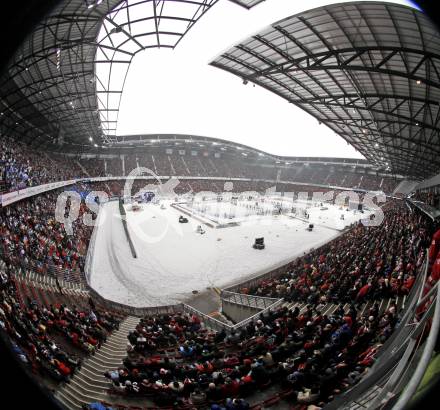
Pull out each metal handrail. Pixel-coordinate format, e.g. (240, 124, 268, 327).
(392, 282, 440, 410)
(323, 252, 430, 410)
(221, 290, 281, 310)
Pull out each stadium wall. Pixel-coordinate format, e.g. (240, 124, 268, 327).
(0, 175, 389, 206)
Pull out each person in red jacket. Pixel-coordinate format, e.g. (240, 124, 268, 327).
(54, 358, 71, 377)
(431, 252, 440, 283)
(222, 377, 240, 397)
(356, 283, 371, 301)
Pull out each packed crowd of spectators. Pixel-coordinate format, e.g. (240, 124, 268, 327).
(242, 205, 429, 304)
(103, 300, 398, 408)
(0, 186, 95, 283)
(0, 137, 399, 194)
(0, 261, 120, 384)
(0, 136, 85, 192)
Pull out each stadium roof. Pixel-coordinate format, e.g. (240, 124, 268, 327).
(211, 1, 440, 179)
(0, 0, 263, 149)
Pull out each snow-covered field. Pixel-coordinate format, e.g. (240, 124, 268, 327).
(89, 197, 372, 307)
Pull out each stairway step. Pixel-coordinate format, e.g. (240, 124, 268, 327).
(54, 316, 139, 408)
(88, 356, 123, 367)
(69, 377, 108, 395)
(76, 369, 109, 387)
(55, 390, 83, 410)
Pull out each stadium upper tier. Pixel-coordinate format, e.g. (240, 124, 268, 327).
(0, 134, 400, 194)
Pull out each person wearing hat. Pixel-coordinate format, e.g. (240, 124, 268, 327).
(190, 388, 207, 405)
(225, 397, 250, 410)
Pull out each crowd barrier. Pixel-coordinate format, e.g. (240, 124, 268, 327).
(323, 251, 434, 410)
(0, 179, 77, 206)
(1, 174, 391, 207)
(221, 290, 280, 310)
(407, 199, 440, 221)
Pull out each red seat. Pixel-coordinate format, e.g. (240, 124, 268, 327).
(262, 396, 280, 407)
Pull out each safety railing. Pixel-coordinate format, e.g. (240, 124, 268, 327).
(183, 297, 285, 333)
(221, 290, 281, 310)
(87, 287, 183, 317)
(230, 297, 285, 329)
(182, 304, 233, 333)
(324, 251, 439, 410)
(391, 281, 440, 410)
(407, 199, 440, 221)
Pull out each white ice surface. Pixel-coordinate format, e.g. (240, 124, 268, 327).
(89, 199, 370, 307)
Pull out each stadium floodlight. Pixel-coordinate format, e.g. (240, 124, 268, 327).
(416, 79, 422, 84)
(94, 143, 98, 147)
(374, 143, 379, 147)
(89, 137, 93, 141)
(110, 26, 123, 35)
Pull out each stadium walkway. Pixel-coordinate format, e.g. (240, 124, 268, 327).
(55, 316, 140, 410)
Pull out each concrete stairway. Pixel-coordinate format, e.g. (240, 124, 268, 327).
(55, 315, 140, 410)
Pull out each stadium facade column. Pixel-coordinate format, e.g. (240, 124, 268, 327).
(121, 155, 126, 176)
(276, 169, 281, 182)
(104, 159, 107, 174)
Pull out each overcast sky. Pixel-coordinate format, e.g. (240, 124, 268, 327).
(116, 0, 418, 158)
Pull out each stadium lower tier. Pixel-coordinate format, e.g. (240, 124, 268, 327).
(0, 179, 439, 410)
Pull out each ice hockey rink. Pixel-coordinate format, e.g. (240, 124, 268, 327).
(88, 197, 373, 307)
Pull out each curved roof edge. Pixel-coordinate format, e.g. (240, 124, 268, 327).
(210, 1, 440, 180)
